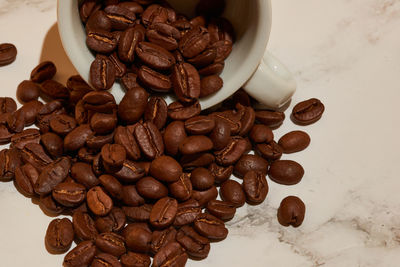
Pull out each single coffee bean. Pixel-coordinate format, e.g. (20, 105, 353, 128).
(193, 213, 228, 241)
(30, 61, 56, 83)
(66, 75, 94, 104)
(152, 242, 188, 267)
(150, 155, 182, 183)
(86, 10, 112, 33)
(190, 167, 214, 190)
(211, 109, 241, 135)
(52, 182, 86, 207)
(120, 251, 151, 267)
(20, 143, 52, 172)
(235, 103, 256, 136)
(278, 130, 311, 153)
(109, 52, 127, 78)
(0, 148, 21, 181)
(208, 17, 235, 44)
(40, 79, 70, 100)
(179, 135, 213, 155)
(150, 227, 177, 255)
(206, 199, 236, 221)
(196, 0, 225, 18)
(215, 136, 247, 166)
(34, 157, 70, 195)
(11, 128, 40, 149)
(99, 174, 123, 200)
(180, 152, 215, 170)
(104, 4, 136, 30)
(134, 122, 164, 160)
(174, 199, 201, 227)
(122, 223, 152, 253)
(269, 160, 304, 185)
(163, 121, 187, 156)
(184, 116, 215, 135)
(118, 25, 145, 63)
(86, 29, 117, 54)
(172, 62, 201, 103)
(114, 126, 141, 160)
(211, 40, 232, 62)
(189, 15, 206, 27)
(136, 42, 175, 70)
(73, 211, 99, 241)
(90, 111, 118, 135)
(0, 43, 17, 66)
(219, 180, 245, 207)
(74, 100, 89, 125)
(114, 160, 146, 183)
(87, 186, 113, 216)
(64, 124, 94, 152)
(234, 154, 268, 178)
(95, 232, 126, 257)
(255, 110, 285, 128)
(71, 162, 99, 189)
(141, 4, 168, 26)
(63, 240, 96, 267)
(146, 22, 181, 51)
(92, 253, 122, 267)
(168, 172, 193, 202)
(45, 218, 74, 254)
(49, 114, 77, 136)
(167, 100, 201, 121)
(192, 186, 218, 207)
(199, 75, 223, 98)
(14, 163, 38, 196)
(230, 88, 252, 107)
(150, 197, 178, 229)
(292, 98, 325, 125)
(208, 163, 233, 184)
(249, 124, 274, 144)
(82, 91, 117, 113)
(144, 97, 167, 129)
(136, 176, 168, 200)
(138, 66, 172, 92)
(20, 100, 43, 126)
(179, 26, 210, 58)
(17, 80, 40, 103)
(90, 54, 116, 90)
(176, 225, 210, 260)
(123, 204, 153, 222)
(277, 196, 306, 227)
(95, 207, 126, 233)
(101, 143, 126, 172)
(187, 47, 216, 68)
(255, 141, 283, 161)
(198, 61, 224, 76)
(122, 185, 145, 207)
(118, 87, 149, 124)
(7, 109, 25, 133)
(243, 171, 269, 205)
(88, 132, 115, 150)
(79, 0, 102, 23)
(0, 97, 17, 114)
(209, 118, 231, 150)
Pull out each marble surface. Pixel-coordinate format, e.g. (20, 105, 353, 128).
(1, 0, 400, 266)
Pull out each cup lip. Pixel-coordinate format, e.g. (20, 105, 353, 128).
(57, 0, 271, 109)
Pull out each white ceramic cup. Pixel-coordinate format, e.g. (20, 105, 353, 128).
(57, 0, 296, 110)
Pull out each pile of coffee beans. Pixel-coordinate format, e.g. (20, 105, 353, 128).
(81, 0, 234, 102)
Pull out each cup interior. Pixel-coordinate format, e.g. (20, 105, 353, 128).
(57, 0, 270, 109)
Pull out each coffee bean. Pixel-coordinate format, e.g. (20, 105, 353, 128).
(138, 66, 172, 92)
(95, 232, 126, 257)
(90, 111, 117, 135)
(255, 110, 285, 128)
(189, 15, 206, 27)
(14, 163, 38, 196)
(163, 121, 186, 156)
(71, 162, 99, 189)
(86, 10, 112, 33)
(109, 52, 127, 78)
(208, 17, 235, 44)
(136, 42, 175, 70)
(45, 218, 74, 254)
(249, 124, 273, 143)
(40, 79, 70, 100)
(86, 29, 117, 53)
(199, 75, 223, 98)
(90, 54, 116, 90)
(114, 160, 146, 183)
(172, 62, 201, 103)
(123, 204, 152, 222)
(187, 47, 216, 68)
(209, 118, 231, 150)
(255, 141, 283, 161)
(19, 143, 52, 172)
(150, 155, 182, 183)
(34, 157, 70, 195)
(215, 136, 247, 166)
(167, 100, 201, 121)
(0, 43, 17, 66)
(192, 186, 218, 207)
(114, 126, 141, 161)
(66, 75, 93, 104)
(292, 98, 325, 125)
(99, 174, 123, 200)
(52, 182, 86, 207)
(72, 211, 99, 241)
(269, 160, 304, 185)
(92, 253, 122, 267)
(136, 176, 168, 200)
(144, 97, 167, 129)
(278, 130, 311, 153)
(11, 128, 40, 149)
(77, 147, 97, 163)
(7, 109, 25, 133)
(63, 240, 96, 267)
(95, 207, 126, 233)
(0, 97, 17, 114)
(179, 26, 210, 58)
(190, 167, 214, 190)
(83, 91, 117, 113)
(277, 196, 306, 227)
(206, 199, 236, 221)
(119, 2, 143, 13)
(152, 242, 188, 267)
(101, 143, 126, 172)
(208, 163, 233, 184)
(17, 80, 40, 103)
(211, 109, 241, 135)
(219, 180, 245, 207)
(87, 186, 113, 216)
(122, 223, 152, 253)
(104, 4, 136, 30)
(141, 4, 169, 26)
(120, 251, 151, 267)
(118, 87, 149, 124)
(234, 154, 268, 178)
(64, 124, 94, 152)
(179, 135, 213, 155)
(49, 114, 76, 136)
(150, 197, 177, 229)
(194, 213, 228, 241)
(168, 172, 193, 202)
(174, 199, 201, 227)
(243, 171, 269, 205)
(30, 61, 56, 83)
(118, 25, 145, 63)
(198, 61, 224, 76)
(122, 185, 145, 207)
(150, 226, 177, 255)
(180, 152, 215, 170)
(176, 225, 210, 260)
(79, 0, 102, 23)
(146, 22, 180, 51)
(134, 122, 164, 160)
(20, 100, 43, 126)
(184, 116, 215, 135)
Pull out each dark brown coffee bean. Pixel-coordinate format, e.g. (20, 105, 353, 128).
(193, 213, 228, 241)
(150, 197, 177, 229)
(211, 110, 241, 135)
(119, 2, 143, 13)
(277, 196, 306, 227)
(122, 223, 152, 253)
(20, 100, 42, 126)
(114, 160, 146, 183)
(269, 160, 304, 185)
(92, 253, 121, 267)
(212, 40, 233, 62)
(208, 17, 235, 44)
(87, 130, 115, 150)
(168, 173, 192, 202)
(99, 174, 123, 200)
(38, 194, 64, 215)
(180, 152, 215, 170)
(172, 19, 192, 37)
(90, 111, 118, 135)
(190, 167, 214, 190)
(189, 15, 206, 27)
(101, 143, 126, 172)
(208, 163, 233, 184)
(30, 61, 56, 83)
(179, 26, 210, 58)
(146, 22, 180, 51)
(45, 218, 74, 254)
(20, 143, 52, 172)
(152, 242, 188, 267)
(278, 130, 311, 153)
(121, 73, 140, 91)
(255, 141, 283, 161)
(17, 80, 40, 103)
(179, 135, 213, 155)
(134, 122, 164, 160)
(242, 171, 269, 205)
(95, 232, 126, 257)
(198, 60, 224, 76)
(122, 185, 145, 207)
(196, 0, 225, 18)
(136, 176, 168, 200)
(95, 207, 126, 233)
(86, 10, 112, 33)
(176, 225, 210, 260)
(151, 227, 177, 255)
(73, 211, 99, 241)
(206, 199, 236, 221)
(136, 42, 175, 70)
(199, 75, 223, 98)
(121, 251, 151, 267)
(33, 156, 69, 195)
(7, 109, 25, 133)
(114, 126, 141, 160)
(255, 110, 285, 128)
(86, 30, 117, 54)
(235, 103, 255, 136)
(87, 186, 113, 216)
(109, 52, 127, 78)
(149, 155, 182, 183)
(215, 136, 247, 166)
(219, 180, 245, 207)
(167, 100, 201, 121)
(118, 87, 149, 124)
(0, 97, 16, 114)
(192, 186, 218, 207)
(41, 132, 64, 158)
(104, 4, 136, 30)
(141, 4, 169, 26)
(67, 76, 93, 104)
(249, 124, 274, 143)
(118, 25, 145, 63)
(64, 124, 94, 152)
(0, 121, 13, 144)
(163, 121, 186, 156)
(71, 162, 99, 189)
(52, 182, 86, 207)
(209, 118, 231, 150)
(74, 100, 90, 125)
(234, 154, 268, 178)
(11, 128, 40, 149)
(49, 114, 76, 136)
(90, 54, 116, 90)
(292, 98, 325, 125)
(79, 0, 102, 23)
(0, 43, 17, 66)
(83, 91, 117, 113)
(173, 199, 200, 227)
(123, 204, 152, 222)
(41, 80, 70, 101)
(187, 48, 216, 69)
(172, 62, 201, 103)
(14, 163, 38, 196)
(144, 97, 167, 129)
(138, 66, 172, 92)
(63, 240, 96, 267)
(184, 116, 215, 135)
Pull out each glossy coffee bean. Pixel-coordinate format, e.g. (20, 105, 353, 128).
(134, 122, 164, 160)
(40, 79, 70, 101)
(45, 218, 74, 254)
(215, 136, 247, 166)
(90, 54, 116, 90)
(234, 154, 268, 178)
(17, 80, 40, 103)
(120, 251, 151, 267)
(109, 52, 127, 78)
(118, 25, 145, 63)
(292, 98, 325, 125)
(278, 130, 311, 153)
(209, 118, 231, 151)
(190, 167, 214, 190)
(172, 62, 201, 103)
(208, 163, 233, 184)
(144, 97, 167, 129)
(87, 186, 113, 216)
(72, 211, 99, 241)
(118, 87, 149, 124)
(219, 180, 245, 207)
(206, 199, 236, 221)
(66, 75, 93, 104)
(192, 186, 218, 208)
(30, 61, 56, 83)
(255, 110, 285, 128)
(101, 143, 126, 172)
(211, 110, 241, 135)
(19, 143, 52, 172)
(95, 207, 126, 233)
(14, 163, 38, 196)
(193, 213, 228, 241)
(150, 197, 178, 229)
(138, 66, 171, 92)
(277, 196, 306, 227)
(119, 2, 143, 14)
(249, 124, 274, 143)
(0, 43, 17, 66)
(90, 112, 117, 135)
(52, 182, 86, 207)
(40, 132, 63, 158)
(168, 173, 192, 202)
(146, 22, 181, 51)
(136, 176, 168, 200)
(141, 4, 169, 26)
(114, 126, 141, 160)
(243, 171, 269, 205)
(187, 47, 216, 68)
(150, 156, 182, 183)
(0, 97, 17, 114)
(34, 157, 70, 195)
(86, 10, 112, 33)
(122, 223, 152, 253)
(152, 242, 188, 267)
(176, 225, 210, 260)
(71, 162, 99, 189)
(11, 128, 40, 150)
(64, 124, 94, 152)
(199, 75, 223, 98)
(114, 160, 146, 183)
(86, 29, 117, 53)
(122, 185, 145, 207)
(123, 204, 152, 222)
(82, 91, 117, 113)
(173, 199, 201, 227)
(269, 160, 304, 185)
(49, 114, 76, 136)
(184, 116, 215, 135)
(95, 232, 126, 257)
(198, 61, 224, 76)
(179, 26, 210, 58)
(63, 240, 96, 267)
(7, 109, 25, 133)
(150, 227, 177, 255)
(212, 40, 233, 62)
(167, 100, 201, 121)
(104, 4, 136, 30)
(136, 42, 175, 70)
(99, 174, 123, 200)
(255, 141, 283, 161)
(92, 253, 122, 267)
(163, 121, 187, 156)
(180, 152, 215, 170)
(179, 135, 213, 155)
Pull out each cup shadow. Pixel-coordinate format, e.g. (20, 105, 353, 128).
(39, 22, 78, 84)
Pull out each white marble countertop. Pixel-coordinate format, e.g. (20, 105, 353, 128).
(1, 0, 400, 266)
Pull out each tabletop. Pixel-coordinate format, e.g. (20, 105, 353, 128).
(1, 0, 400, 266)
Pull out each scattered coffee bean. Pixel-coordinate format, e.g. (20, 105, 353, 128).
(277, 196, 306, 227)
(0, 43, 17, 66)
(291, 98, 325, 125)
(268, 160, 304, 185)
(278, 130, 311, 153)
(45, 218, 74, 254)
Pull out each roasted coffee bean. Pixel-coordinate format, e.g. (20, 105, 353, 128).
(36, 101, 66, 133)
(63, 240, 96, 267)
(150, 227, 177, 255)
(167, 100, 201, 121)
(34, 157, 70, 195)
(122, 223, 152, 253)
(187, 48, 216, 68)
(95, 207, 126, 233)
(146, 23, 180, 51)
(120, 251, 151, 267)
(64, 124, 94, 152)
(67, 76, 93, 105)
(99, 174, 123, 200)
(95, 232, 126, 257)
(206, 200, 236, 221)
(118, 25, 145, 63)
(219, 180, 245, 207)
(7, 109, 25, 133)
(255, 141, 283, 161)
(73, 211, 99, 241)
(77, 147, 97, 163)
(179, 135, 213, 155)
(193, 213, 228, 241)
(179, 26, 209, 58)
(52, 182, 86, 207)
(90, 111, 117, 135)
(104, 4, 136, 30)
(20, 143, 53, 171)
(172, 62, 201, 103)
(0, 43, 17, 66)
(236, 103, 255, 136)
(141, 4, 169, 26)
(242, 171, 269, 205)
(20, 100, 43, 126)
(123, 204, 152, 222)
(198, 61, 224, 76)
(0, 97, 17, 114)
(173, 19, 192, 37)
(17, 80, 40, 103)
(144, 97, 167, 129)
(163, 121, 186, 156)
(71, 162, 99, 189)
(249, 124, 274, 143)
(122, 185, 145, 207)
(49, 114, 76, 136)
(184, 116, 215, 135)
(109, 52, 127, 78)
(152, 242, 188, 267)
(180, 152, 215, 170)
(149, 155, 182, 183)
(83, 91, 117, 113)
(134, 122, 164, 160)
(268, 160, 304, 185)
(199, 75, 223, 98)
(278, 130, 311, 153)
(87, 186, 113, 216)
(196, 0, 225, 18)
(101, 143, 126, 172)
(136, 42, 175, 70)
(14, 163, 38, 196)
(79, 0, 102, 23)
(209, 118, 231, 150)
(114, 160, 146, 183)
(190, 167, 214, 190)
(30, 61, 56, 83)
(39, 195, 65, 216)
(189, 15, 206, 27)
(136, 176, 168, 200)
(150, 197, 177, 229)
(208, 17, 235, 44)
(114, 126, 141, 161)
(192, 186, 218, 207)
(45, 218, 74, 254)
(40, 79, 70, 100)
(277, 196, 306, 227)
(292, 98, 325, 125)
(208, 163, 233, 184)
(234, 154, 268, 178)
(215, 136, 247, 166)
(119, 1, 143, 13)
(86, 131, 115, 150)
(176, 225, 210, 260)
(173, 199, 201, 227)
(86, 30, 117, 54)
(74, 100, 90, 125)
(86, 10, 112, 33)
(255, 110, 285, 128)
(168, 172, 192, 202)
(121, 72, 140, 91)
(90, 54, 116, 90)
(212, 40, 233, 62)
(11, 128, 40, 149)
(118, 87, 149, 124)
(138, 66, 171, 92)
(92, 253, 121, 267)
(211, 110, 241, 135)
